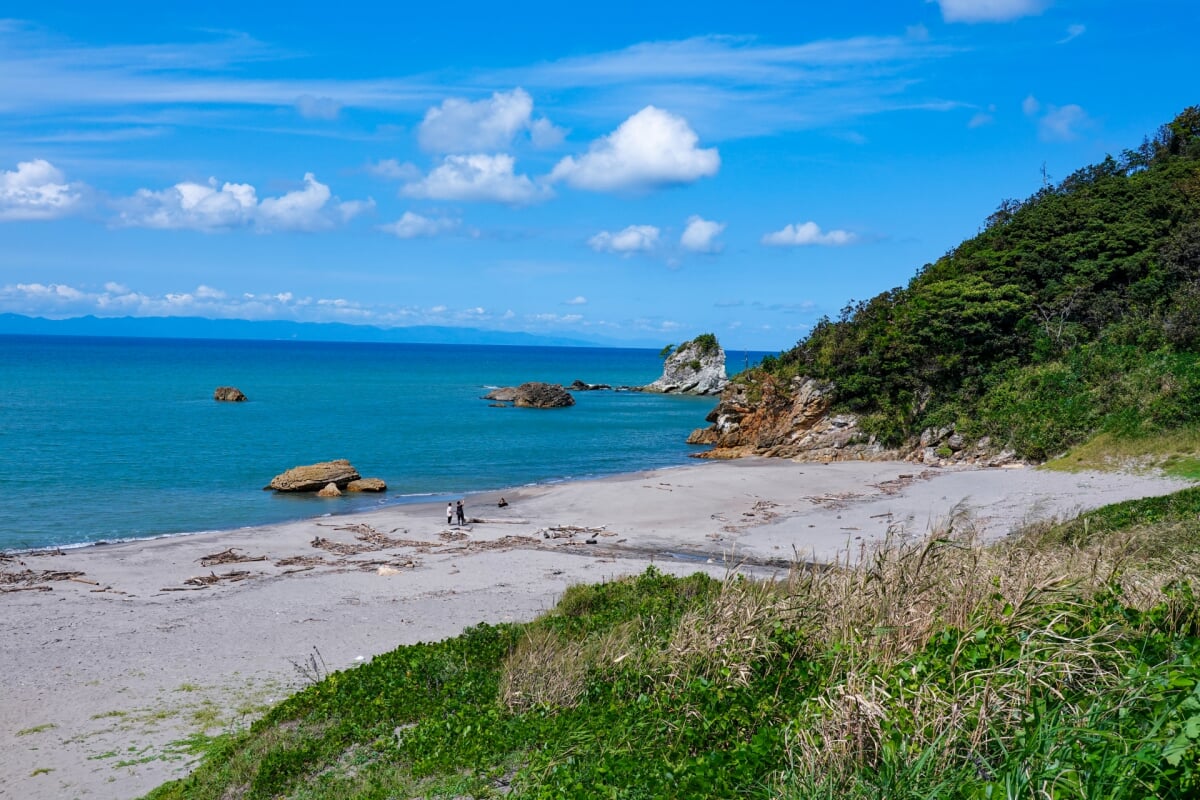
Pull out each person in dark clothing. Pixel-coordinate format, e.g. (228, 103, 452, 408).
(455, 499, 466, 526)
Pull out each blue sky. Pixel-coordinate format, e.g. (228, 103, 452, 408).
(0, 0, 1194, 350)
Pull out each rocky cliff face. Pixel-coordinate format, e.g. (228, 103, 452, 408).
(644, 337, 727, 395)
(688, 373, 1019, 466)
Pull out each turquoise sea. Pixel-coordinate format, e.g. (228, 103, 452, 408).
(0, 335, 747, 552)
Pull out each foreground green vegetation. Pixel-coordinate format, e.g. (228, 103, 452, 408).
(148, 492, 1200, 799)
(753, 107, 1200, 460)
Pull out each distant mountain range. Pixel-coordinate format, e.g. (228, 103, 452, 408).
(0, 313, 630, 349)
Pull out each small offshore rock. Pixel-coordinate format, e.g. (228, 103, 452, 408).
(316, 482, 342, 497)
(266, 459, 361, 492)
(213, 386, 247, 402)
(485, 383, 575, 408)
(514, 382, 574, 408)
(346, 478, 387, 493)
(644, 334, 727, 395)
(568, 379, 612, 391)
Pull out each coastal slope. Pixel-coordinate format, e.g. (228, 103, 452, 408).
(691, 108, 1200, 467)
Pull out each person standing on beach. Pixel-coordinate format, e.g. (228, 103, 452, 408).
(446, 502, 454, 525)
(456, 499, 466, 526)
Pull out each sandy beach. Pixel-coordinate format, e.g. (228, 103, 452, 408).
(1, 458, 1190, 800)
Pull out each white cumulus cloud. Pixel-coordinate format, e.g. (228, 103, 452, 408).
(379, 211, 460, 239)
(550, 106, 719, 192)
(762, 221, 856, 247)
(402, 153, 549, 204)
(934, 0, 1047, 23)
(116, 173, 369, 232)
(564, 296, 588, 305)
(1, 159, 86, 221)
(418, 88, 564, 153)
(680, 215, 726, 253)
(589, 224, 661, 255)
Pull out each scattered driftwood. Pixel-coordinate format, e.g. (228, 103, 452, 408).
(470, 535, 541, 551)
(351, 559, 417, 574)
(310, 536, 375, 556)
(803, 492, 863, 508)
(310, 523, 421, 556)
(538, 525, 609, 539)
(275, 555, 328, 568)
(1, 569, 87, 592)
(469, 517, 528, 525)
(176, 570, 253, 589)
(870, 470, 937, 496)
(199, 548, 268, 567)
(438, 531, 469, 542)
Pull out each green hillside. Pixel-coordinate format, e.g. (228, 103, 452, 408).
(758, 107, 1200, 460)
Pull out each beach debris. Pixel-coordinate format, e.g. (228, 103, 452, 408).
(374, 561, 417, 576)
(199, 548, 268, 567)
(438, 531, 469, 542)
(310, 523, 436, 555)
(538, 524, 608, 539)
(317, 482, 342, 498)
(310, 536, 374, 556)
(213, 386, 247, 402)
(275, 555, 328, 568)
(803, 492, 863, 508)
(182, 570, 252, 587)
(158, 570, 257, 590)
(870, 470, 938, 496)
(0, 569, 87, 593)
(469, 535, 541, 551)
(470, 517, 528, 525)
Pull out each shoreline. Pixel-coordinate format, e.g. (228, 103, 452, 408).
(1, 460, 711, 558)
(2, 457, 1191, 800)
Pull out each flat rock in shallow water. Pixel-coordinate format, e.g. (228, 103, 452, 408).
(266, 459, 361, 492)
(347, 478, 387, 493)
(483, 387, 518, 402)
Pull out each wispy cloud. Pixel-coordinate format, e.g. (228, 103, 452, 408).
(378, 211, 460, 239)
(0, 25, 958, 142)
(1058, 23, 1086, 44)
(934, 0, 1048, 24)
